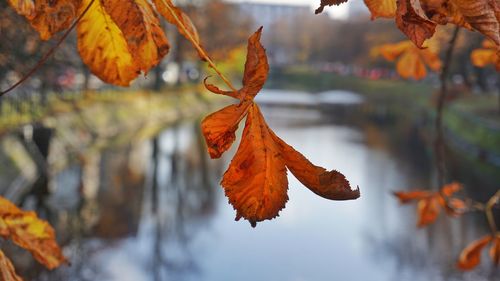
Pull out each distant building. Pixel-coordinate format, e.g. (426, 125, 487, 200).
(235, 2, 312, 65)
(237, 2, 310, 29)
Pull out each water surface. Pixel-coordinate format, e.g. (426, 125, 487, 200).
(2, 90, 498, 281)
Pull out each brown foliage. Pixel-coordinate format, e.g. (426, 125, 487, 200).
(317, 0, 500, 57)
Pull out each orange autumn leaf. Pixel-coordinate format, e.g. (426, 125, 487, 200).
(202, 28, 269, 158)
(393, 182, 464, 227)
(0, 196, 67, 270)
(457, 235, 494, 270)
(471, 40, 500, 70)
(376, 40, 442, 79)
(8, 0, 80, 40)
(394, 190, 433, 203)
(416, 196, 440, 227)
(203, 78, 238, 99)
(202, 28, 359, 226)
(364, 0, 397, 19)
(490, 235, 500, 266)
(437, 182, 467, 216)
(221, 104, 289, 227)
(272, 134, 360, 201)
(204, 27, 269, 102)
(440, 181, 462, 196)
(0, 250, 22, 281)
(240, 28, 269, 102)
(201, 102, 251, 159)
(101, 0, 170, 73)
(445, 198, 467, 215)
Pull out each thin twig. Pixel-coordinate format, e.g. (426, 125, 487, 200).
(485, 190, 500, 235)
(158, 0, 237, 92)
(0, 0, 96, 97)
(435, 26, 461, 189)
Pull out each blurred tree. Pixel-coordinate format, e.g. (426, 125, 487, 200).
(190, 0, 253, 61)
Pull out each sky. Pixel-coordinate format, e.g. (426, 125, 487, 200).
(228, 0, 351, 19)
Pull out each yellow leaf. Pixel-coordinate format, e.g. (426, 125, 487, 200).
(0, 197, 67, 270)
(0, 250, 22, 281)
(102, 0, 170, 73)
(378, 41, 414, 61)
(377, 40, 441, 80)
(364, 0, 397, 19)
(471, 40, 498, 69)
(77, 0, 139, 86)
(420, 49, 442, 71)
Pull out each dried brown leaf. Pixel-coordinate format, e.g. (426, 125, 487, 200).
(396, 0, 437, 48)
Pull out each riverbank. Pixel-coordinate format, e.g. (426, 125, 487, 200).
(267, 68, 500, 167)
(0, 87, 226, 199)
(0, 86, 221, 136)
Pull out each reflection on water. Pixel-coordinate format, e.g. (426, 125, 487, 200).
(1, 91, 499, 281)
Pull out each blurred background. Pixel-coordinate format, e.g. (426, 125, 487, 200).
(0, 0, 499, 280)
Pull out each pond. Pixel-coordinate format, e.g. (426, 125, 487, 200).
(2, 90, 499, 281)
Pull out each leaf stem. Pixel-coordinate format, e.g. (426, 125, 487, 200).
(0, 0, 96, 97)
(159, 0, 237, 92)
(485, 190, 500, 235)
(435, 26, 460, 189)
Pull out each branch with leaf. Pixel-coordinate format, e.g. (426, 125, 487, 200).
(395, 186, 500, 270)
(4, 0, 361, 224)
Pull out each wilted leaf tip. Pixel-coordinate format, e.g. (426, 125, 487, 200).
(315, 0, 349, 14)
